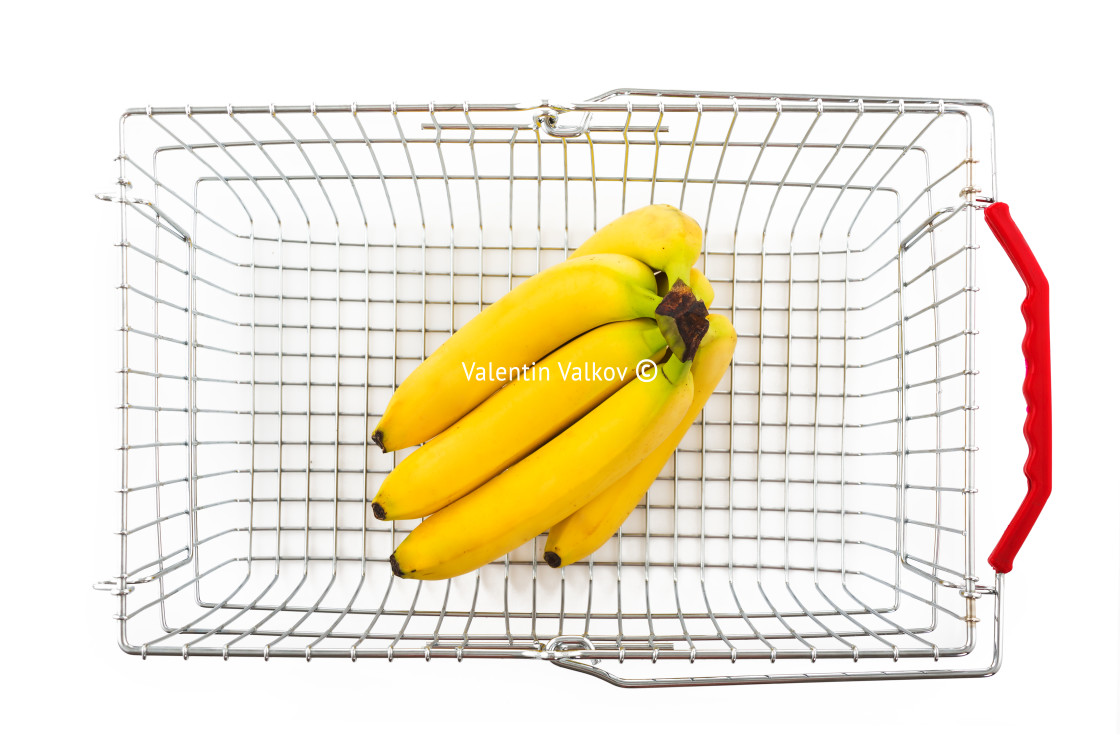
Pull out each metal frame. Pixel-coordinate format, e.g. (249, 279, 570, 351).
(98, 89, 1004, 685)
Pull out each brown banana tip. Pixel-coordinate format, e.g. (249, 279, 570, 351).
(655, 279, 710, 362)
(389, 554, 403, 578)
(543, 551, 562, 569)
(371, 430, 387, 453)
(656, 279, 709, 318)
(372, 502, 387, 521)
(680, 314, 710, 362)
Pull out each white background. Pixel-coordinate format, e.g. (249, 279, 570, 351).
(2, 0, 1117, 742)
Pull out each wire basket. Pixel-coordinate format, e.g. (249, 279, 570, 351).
(98, 89, 1052, 685)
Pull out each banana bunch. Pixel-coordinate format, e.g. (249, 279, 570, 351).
(371, 204, 736, 580)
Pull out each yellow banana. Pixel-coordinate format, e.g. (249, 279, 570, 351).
(569, 204, 701, 289)
(389, 356, 695, 581)
(371, 253, 661, 453)
(543, 314, 737, 568)
(372, 319, 668, 521)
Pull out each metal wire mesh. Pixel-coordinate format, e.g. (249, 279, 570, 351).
(103, 90, 1002, 680)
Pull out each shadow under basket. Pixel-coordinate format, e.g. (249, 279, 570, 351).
(98, 89, 1052, 686)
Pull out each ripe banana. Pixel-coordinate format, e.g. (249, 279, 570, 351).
(389, 356, 696, 581)
(543, 313, 737, 568)
(371, 253, 661, 453)
(569, 204, 701, 289)
(372, 319, 669, 521)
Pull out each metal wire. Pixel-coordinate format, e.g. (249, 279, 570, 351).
(102, 90, 1000, 683)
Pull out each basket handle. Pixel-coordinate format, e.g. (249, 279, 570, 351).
(983, 202, 1052, 574)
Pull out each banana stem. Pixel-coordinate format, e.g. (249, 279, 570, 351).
(632, 286, 664, 318)
(661, 355, 693, 385)
(663, 260, 692, 291)
(653, 279, 709, 362)
(640, 322, 670, 354)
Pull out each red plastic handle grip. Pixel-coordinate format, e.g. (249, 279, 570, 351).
(984, 202, 1052, 573)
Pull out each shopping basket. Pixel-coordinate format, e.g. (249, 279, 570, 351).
(96, 89, 1052, 686)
